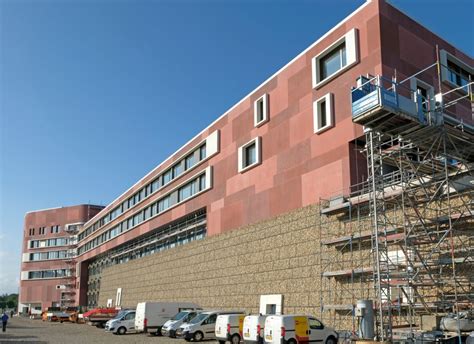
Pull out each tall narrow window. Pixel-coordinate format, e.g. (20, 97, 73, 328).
(254, 94, 268, 127)
(313, 93, 333, 134)
(238, 137, 261, 173)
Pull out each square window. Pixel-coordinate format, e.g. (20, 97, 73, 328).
(163, 169, 172, 185)
(254, 94, 268, 127)
(238, 137, 261, 173)
(185, 153, 195, 170)
(312, 28, 358, 88)
(313, 93, 333, 134)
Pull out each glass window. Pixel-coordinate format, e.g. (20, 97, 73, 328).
(158, 196, 170, 212)
(173, 163, 183, 178)
(43, 270, 55, 278)
(163, 169, 172, 184)
(179, 182, 195, 201)
(244, 142, 256, 167)
(151, 178, 160, 192)
(185, 153, 195, 170)
(320, 42, 346, 81)
(199, 175, 206, 191)
(309, 318, 324, 330)
(199, 144, 206, 160)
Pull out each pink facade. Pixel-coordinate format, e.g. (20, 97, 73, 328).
(19, 205, 103, 311)
(21, 0, 472, 309)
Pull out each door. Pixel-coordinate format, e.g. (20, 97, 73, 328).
(203, 314, 218, 338)
(124, 312, 136, 330)
(308, 318, 325, 343)
(294, 316, 309, 343)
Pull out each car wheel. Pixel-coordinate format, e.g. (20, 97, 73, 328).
(193, 331, 204, 342)
(287, 339, 297, 344)
(231, 334, 241, 344)
(117, 326, 127, 335)
(326, 336, 337, 344)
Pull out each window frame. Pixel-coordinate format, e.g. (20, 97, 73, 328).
(238, 137, 262, 173)
(313, 93, 334, 134)
(440, 49, 473, 93)
(253, 94, 269, 127)
(312, 28, 359, 89)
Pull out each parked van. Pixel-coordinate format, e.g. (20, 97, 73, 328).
(134, 301, 200, 334)
(216, 314, 246, 344)
(243, 315, 267, 344)
(264, 315, 337, 344)
(105, 310, 136, 335)
(177, 311, 244, 342)
(161, 310, 200, 337)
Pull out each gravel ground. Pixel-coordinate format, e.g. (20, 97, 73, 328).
(0, 316, 219, 344)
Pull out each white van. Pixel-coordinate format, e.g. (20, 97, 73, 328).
(134, 301, 200, 334)
(243, 315, 267, 344)
(264, 315, 337, 344)
(215, 314, 246, 344)
(177, 311, 244, 342)
(161, 310, 200, 337)
(105, 310, 136, 335)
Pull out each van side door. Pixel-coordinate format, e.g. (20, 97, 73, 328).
(124, 312, 136, 330)
(308, 318, 325, 343)
(203, 314, 218, 338)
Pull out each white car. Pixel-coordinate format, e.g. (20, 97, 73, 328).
(105, 310, 136, 335)
(161, 310, 200, 337)
(264, 315, 337, 344)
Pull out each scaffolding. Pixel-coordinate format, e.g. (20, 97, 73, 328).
(319, 57, 473, 342)
(60, 223, 82, 307)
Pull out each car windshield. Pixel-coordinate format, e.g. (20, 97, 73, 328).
(171, 312, 188, 321)
(189, 313, 208, 324)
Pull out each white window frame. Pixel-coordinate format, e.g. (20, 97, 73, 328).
(312, 28, 359, 89)
(439, 49, 473, 93)
(254, 94, 269, 127)
(313, 93, 334, 134)
(238, 137, 261, 173)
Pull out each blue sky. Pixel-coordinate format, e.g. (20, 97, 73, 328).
(0, 0, 472, 295)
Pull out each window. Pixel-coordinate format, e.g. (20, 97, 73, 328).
(238, 137, 261, 173)
(185, 153, 195, 170)
(312, 28, 358, 88)
(199, 144, 206, 160)
(163, 169, 172, 185)
(178, 181, 195, 201)
(320, 42, 346, 80)
(313, 93, 333, 133)
(409, 78, 434, 113)
(440, 50, 473, 92)
(254, 94, 269, 127)
(309, 318, 324, 330)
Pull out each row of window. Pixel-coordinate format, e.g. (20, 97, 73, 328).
(28, 250, 68, 262)
(25, 269, 70, 280)
(29, 237, 69, 249)
(27, 225, 61, 237)
(441, 50, 473, 92)
(77, 169, 210, 255)
(79, 141, 209, 242)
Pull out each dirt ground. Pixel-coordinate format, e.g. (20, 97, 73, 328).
(0, 316, 219, 344)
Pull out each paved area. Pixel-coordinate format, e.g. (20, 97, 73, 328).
(0, 316, 219, 344)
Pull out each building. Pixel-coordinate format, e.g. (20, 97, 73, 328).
(21, 0, 473, 339)
(19, 204, 104, 313)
